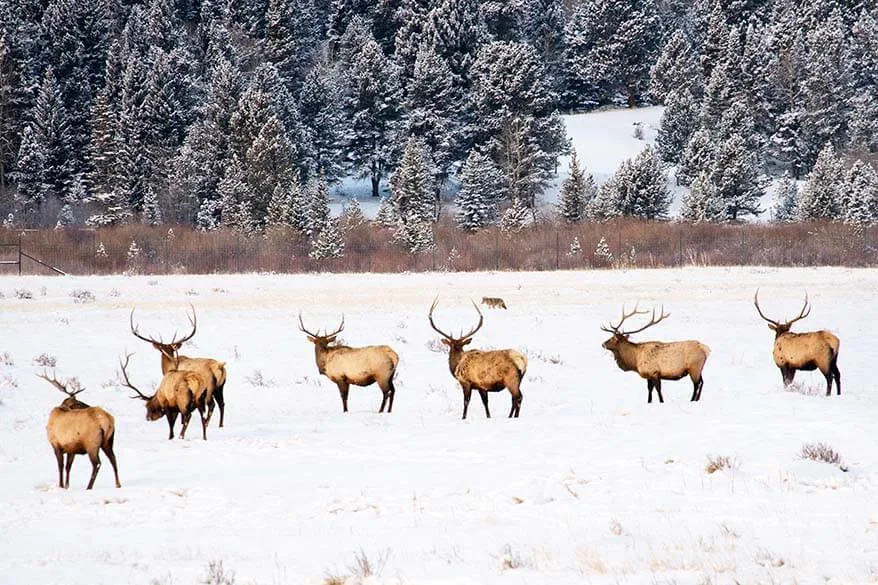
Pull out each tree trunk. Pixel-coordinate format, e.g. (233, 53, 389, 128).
(371, 163, 380, 198)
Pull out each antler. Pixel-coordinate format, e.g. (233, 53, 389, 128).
(37, 370, 85, 398)
(600, 303, 651, 334)
(754, 289, 810, 327)
(118, 353, 150, 401)
(298, 312, 344, 339)
(428, 297, 484, 341)
(129, 305, 197, 346)
(601, 304, 669, 336)
(753, 289, 780, 326)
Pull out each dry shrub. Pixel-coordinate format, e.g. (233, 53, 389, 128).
(348, 548, 390, 579)
(32, 353, 57, 367)
(499, 544, 527, 571)
(705, 455, 737, 474)
(200, 560, 235, 585)
(800, 442, 849, 471)
(3, 219, 878, 275)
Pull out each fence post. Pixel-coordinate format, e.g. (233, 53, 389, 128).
(555, 232, 560, 270)
(740, 227, 746, 266)
(17, 232, 21, 275)
(678, 229, 683, 267)
(495, 229, 500, 271)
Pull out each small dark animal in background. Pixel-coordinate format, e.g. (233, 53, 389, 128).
(481, 297, 507, 310)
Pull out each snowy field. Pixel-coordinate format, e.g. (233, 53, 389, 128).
(1, 267, 876, 584)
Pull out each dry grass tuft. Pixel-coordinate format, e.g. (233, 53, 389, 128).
(801, 442, 849, 472)
(705, 455, 738, 474)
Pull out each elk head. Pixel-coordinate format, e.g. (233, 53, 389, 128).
(130, 306, 198, 369)
(118, 353, 164, 420)
(600, 304, 670, 350)
(298, 313, 345, 349)
(753, 289, 810, 336)
(38, 371, 88, 409)
(428, 297, 484, 359)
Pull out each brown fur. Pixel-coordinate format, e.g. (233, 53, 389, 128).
(481, 297, 508, 309)
(40, 374, 121, 490)
(300, 314, 399, 413)
(121, 355, 214, 440)
(754, 291, 841, 395)
(430, 298, 527, 419)
(601, 305, 710, 403)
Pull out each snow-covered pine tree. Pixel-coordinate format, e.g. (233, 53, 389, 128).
(563, 0, 662, 108)
(266, 184, 294, 229)
(587, 181, 619, 220)
(391, 136, 437, 225)
(772, 173, 799, 223)
(566, 236, 582, 257)
(767, 112, 808, 179)
(593, 236, 614, 265)
(677, 129, 715, 186)
(298, 62, 346, 183)
(796, 143, 844, 221)
(218, 160, 258, 233)
(455, 149, 503, 231)
(709, 133, 764, 220)
(700, 61, 731, 132)
(655, 88, 700, 164)
(421, 0, 485, 85)
(244, 114, 297, 228)
(340, 197, 366, 229)
(680, 171, 723, 222)
(55, 204, 74, 229)
(649, 29, 702, 102)
(393, 217, 435, 253)
(499, 197, 531, 232)
(85, 190, 134, 226)
(310, 218, 345, 259)
(263, 0, 320, 89)
(141, 185, 163, 225)
(605, 147, 670, 219)
(344, 38, 405, 198)
(30, 68, 73, 210)
(304, 174, 331, 238)
(12, 125, 48, 221)
(843, 160, 878, 226)
(374, 196, 399, 227)
(520, 0, 566, 92)
(558, 148, 587, 222)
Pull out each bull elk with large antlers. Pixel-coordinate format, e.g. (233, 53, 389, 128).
(130, 306, 228, 427)
(428, 298, 527, 419)
(120, 353, 213, 440)
(40, 372, 121, 489)
(601, 305, 710, 403)
(298, 314, 399, 413)
(753, 290, 840, 395)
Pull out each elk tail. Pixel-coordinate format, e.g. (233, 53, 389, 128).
(211, 362, 227, 387)
(699, 343, 712, 358)
(510, 352, 528, 378)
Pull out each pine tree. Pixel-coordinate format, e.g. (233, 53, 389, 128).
(772, 173, 799, 223)
(298, 62, 346, 182)
(244, 115, 297, 227)
(374, 196, 399, 227)
(587, 181, 620, 220)
(310, 218, 345, 259)
(264, 0, 320, 89)
(31, 68, 73, 204)
(422, 0, 484, 84)
(709, 133, 765, 220)
(767, 112, 808, 179)
(340, 197, 366, 229)
(680, 171, 723, 222)
(304, 174, 331, 238)
(141, 185, 163, 225)
(603, 147, 670, 219)
(521, 0, 566, 91)
(558, 148, 587, 222)
(391, 136, 437, 225)
(655, 88, 700, 164)
(499, 197, 530, 232)
(344, 38, 405, 198)
(393, 216, 435, 253)
(266, 184, 295, 229)
(218, 161, 258, 233)
(455, 149, 503, 231)
(649, 29, 702, 102)
(677, 129, 715, 186)
(700, 61, 731, 131)
(0, 36, 29, 194)
(85, 190, 134, 226)
(566, 236, 581, 257)
(796, 143, 843, 220)
(12, 125, 48, 220)
(843, 160, 878, 226)
(593, 236, 614, 265)
(55, 203, 74, 228)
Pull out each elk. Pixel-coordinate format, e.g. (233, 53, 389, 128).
(119, 353, 213, 440)
(298, 314, 399, 413)
(600, 305, 710, 403)
(428, 298, 527, 419)
(130, 306, 228, 427)
(40, 372, 121, 490)
(753, 290, 841, 395)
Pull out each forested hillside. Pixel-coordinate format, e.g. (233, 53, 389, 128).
(0, 0, 876, 246)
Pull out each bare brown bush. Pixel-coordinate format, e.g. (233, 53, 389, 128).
(800, 442, 848, 471)
(1, 219, 876, 275)
(705, 455, 738, 474)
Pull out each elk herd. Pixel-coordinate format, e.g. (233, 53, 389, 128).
(38, 290, 842, 489)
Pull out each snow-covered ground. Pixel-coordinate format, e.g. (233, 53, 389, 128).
(1, 268, 876, 584)
(331, 106, 780, 222)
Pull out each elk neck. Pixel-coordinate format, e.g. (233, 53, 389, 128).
(612, 337, 640, 371)
(447, 345, 466, 376)
(313, 342, 343, 375)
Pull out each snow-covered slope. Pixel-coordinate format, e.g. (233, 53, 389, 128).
(0, 268, 875, 584)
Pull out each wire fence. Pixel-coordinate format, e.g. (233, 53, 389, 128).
(2, 219, 877, 275)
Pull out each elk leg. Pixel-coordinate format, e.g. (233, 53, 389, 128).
(691, 375, 703, 401)
(214, 384, 226, 427)
(780, 366, 795, 386)
(509, 389, 522, 418)
(461, 384, 473, 420)
(478, 390, 490, 418)
(179, 411, 192, 439)
(166, 411, 178, 440)
(655, 379, 664, 403)
(204, 396, 215, 428)
(647, 379, 654, 403)
(102, 434, 121, 488)
(64, 453, 75, 489)
(53, 446, 64, 488)
(386, 378, 396, 413)
(86, 450, 101, 490)
(198, 404, 209, 441)
(832, 359, 841, 395)
(337, 381, 350, 413)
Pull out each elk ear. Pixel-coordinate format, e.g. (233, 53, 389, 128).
(462, 338, 473, 346)
(306, 336, 317, 344)
(326, 335, 338, 344)
(151, 342, 162, 351)
(767, 324, 777, 331)
(441, 338, 451, 346)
